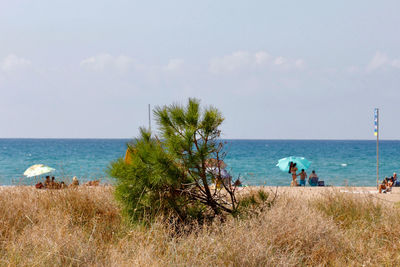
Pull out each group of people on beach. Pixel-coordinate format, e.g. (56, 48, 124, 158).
(35, 176, 60, 189)
(35, 176, 79, 189)
(289, 162, 320, 187)
(378, 172, 399, 193)
(288, 161, 400, 191)
(35, 176, 99, 189)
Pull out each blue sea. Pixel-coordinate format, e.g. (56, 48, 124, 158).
(0, 139, 398, 186)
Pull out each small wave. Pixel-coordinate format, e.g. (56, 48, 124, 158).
(341, 163, 347, 167)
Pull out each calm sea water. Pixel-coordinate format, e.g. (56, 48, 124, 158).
(0, 139, 398, 186)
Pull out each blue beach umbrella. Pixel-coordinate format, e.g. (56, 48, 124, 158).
(276, 156, 311, 172)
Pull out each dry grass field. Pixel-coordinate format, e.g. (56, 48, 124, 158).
(1, 186, 400, 266)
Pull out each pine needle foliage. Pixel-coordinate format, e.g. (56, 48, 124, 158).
(109, 98, 239, 224)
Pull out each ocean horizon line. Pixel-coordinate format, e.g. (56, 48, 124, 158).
(0, 137, 398, 141)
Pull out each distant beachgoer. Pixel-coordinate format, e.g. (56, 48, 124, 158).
(85, 180, 100, 186)
(48, 176, 61, 189)
(44, 176, 51, 188)
(288, 162, 293, 174)
(379, 177, 393, 193)
(308, 170, 319, 186)
(70, 176, 79, 187)
(299, 169, 307, 186)
(393, 173, 399, 187)
(50, 176, 56, 188)
(35, 182, 44, 189)
(290, 163, 298, 186)
(60, 181, 67, 189)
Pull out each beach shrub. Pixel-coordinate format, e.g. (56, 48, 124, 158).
(314, 192, 383, 229)
(109, 98, 239, 224)
(235, 189, 277, 218)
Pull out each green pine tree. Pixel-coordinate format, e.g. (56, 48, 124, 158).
(109, 98, 238, 224)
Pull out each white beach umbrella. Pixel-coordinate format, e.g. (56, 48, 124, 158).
(23, 164, 55, 177)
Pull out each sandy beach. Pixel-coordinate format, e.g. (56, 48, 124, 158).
(2, 184, 399, 203)
(248, 186, 400, 203)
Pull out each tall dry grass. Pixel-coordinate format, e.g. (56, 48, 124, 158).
(1, 186, 400, 266)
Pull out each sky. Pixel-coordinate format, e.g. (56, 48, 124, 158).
(1, 0, 400, 139)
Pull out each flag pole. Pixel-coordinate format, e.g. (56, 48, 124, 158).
(148, 104, 151, 131)
(375, 108, 379, 188)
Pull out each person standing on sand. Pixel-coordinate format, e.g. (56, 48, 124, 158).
(288, 162, 293, 174)
(290, 163, 298, 186)
(299, 169, 307, 186)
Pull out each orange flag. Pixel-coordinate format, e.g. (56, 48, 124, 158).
(124, 148, 133, 164)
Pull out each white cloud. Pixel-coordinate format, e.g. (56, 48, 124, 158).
(366, 52, 388, 72)
(1, 54, 31, 72)
(209, 51, 251, 74)
(365, 51, 400, 72)
(342, 52, 400, 74)
(345, 66, 360, 74)
(295, 59, 305, 69)
(164, 58, 184, 71)
(274, 56, 287, 65)
(80, 54, 132, 72)
(391, 59, 400, 68)
(209, 51, 305, 74)
(254, 51, 270, 65)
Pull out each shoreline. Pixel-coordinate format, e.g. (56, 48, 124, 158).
(2, 185, 399, 203)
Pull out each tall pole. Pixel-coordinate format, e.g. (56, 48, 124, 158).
(148, 104, 151, 131)
(375, 108, 379, 188)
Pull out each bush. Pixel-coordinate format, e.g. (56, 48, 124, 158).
(235, 189, 277, 217)
(314, 192, 383, 229)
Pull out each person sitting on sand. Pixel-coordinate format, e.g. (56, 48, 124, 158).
(60, 181, 67, 189)
(50, 176, 57, 189)
(392, 173, 399, 187)
(379, 178, 388, 193)
(379, 177, 393, 193)
(70, 176, 79, 187)
(389, 177, 394, 187)
(308, 170, 319, 186)
(290, 163, 299, 186)
(35, 182, 44, 189)
(85, 180, 100, 186)
(44, 176, 51, 188)
(299, 169, 307, 186)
